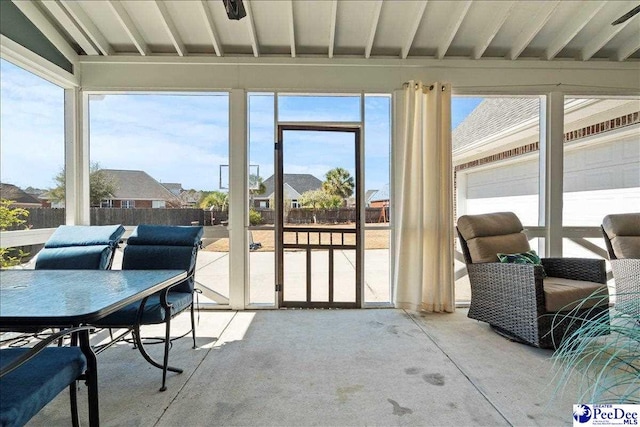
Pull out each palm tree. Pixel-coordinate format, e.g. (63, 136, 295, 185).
(322, 167, 354, 201)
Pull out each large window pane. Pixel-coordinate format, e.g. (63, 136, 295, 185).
(248, 93, 276, 305)
(88, 93, 230, 304)
(0, 59, 64, 267)
(453, 96, 541, 303)
(364, 95, 392, 304)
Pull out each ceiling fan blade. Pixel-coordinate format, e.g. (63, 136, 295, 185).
(611, 5, 640, 25)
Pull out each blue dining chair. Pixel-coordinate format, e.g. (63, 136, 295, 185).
(35, 224, 126, 270)
(0, 327, 97, 427)
(91, 224, 203, 391)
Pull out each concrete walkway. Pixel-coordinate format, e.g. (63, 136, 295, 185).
(29, 308, 577, 426)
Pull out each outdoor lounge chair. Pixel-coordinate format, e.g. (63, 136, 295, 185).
(90, 224, 203, 391)
(35, 224, 125, 270)
(602, 213, 640, 318)
(0, 327, 96, 427)
(457, 212, 610, 349)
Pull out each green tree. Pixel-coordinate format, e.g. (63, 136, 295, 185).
(0, 199, 30, 268)
(50, 162, 117, 207)
(300, 189, 342, 209)
(200, 191, 228, 210)
(322, 167, 354, 201)
(300, 189, 342, 223)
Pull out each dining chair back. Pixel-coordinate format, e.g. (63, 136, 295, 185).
(35, 224, 125, 270)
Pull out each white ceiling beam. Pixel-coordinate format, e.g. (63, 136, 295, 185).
(328, 0, 338, 58)
(581, 7, 633, 61)
(11, 0, 78, 65)
(107, 0, 150, 56)
(507, 0, 559, 60)
(153, 0, 186, 56)
(615, 34, 640, 61)
(1, 34, 78, 88)
(544, 1, 605, 60)
(472, 1, 514, 59)
(198, 1, 223, 56)
(40, 0, 99, 56)
(287, 0, 296, 58)
(436, 0, 471, 59)
(60, 0, 114, 56)
(401, 1, 428, 59)
(243, 0, 259, 57)
(364, 0, 383, 59)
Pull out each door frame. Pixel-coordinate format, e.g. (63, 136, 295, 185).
(275, 123, 363, 308)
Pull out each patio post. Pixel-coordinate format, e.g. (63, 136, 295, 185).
(538, 92, 564, 257)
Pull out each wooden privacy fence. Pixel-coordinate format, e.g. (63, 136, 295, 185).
(252, 207, 389, 225)
(15, 207, 388, 229)
(18, 208, 206, 229)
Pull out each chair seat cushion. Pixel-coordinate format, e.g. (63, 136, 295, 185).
(543, 277, 609, 312)
(0, 347, 86, 427)
(93, 292, 193, 326)
(35, 245, 112, 269)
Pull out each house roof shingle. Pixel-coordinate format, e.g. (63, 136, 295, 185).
(260, 174, 323, 198)
(453, 98, 539, 151)
(0, 183, 42, 205)
(101, 169, 177, 201)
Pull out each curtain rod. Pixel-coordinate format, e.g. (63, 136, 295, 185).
(402, 82, 447, 91)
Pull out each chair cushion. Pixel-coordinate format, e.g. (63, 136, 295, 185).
(93, 292, 193, 326)
(127, 225, 203, 247)
(44, 224, 125, 248)
(602, 213, 640, 259)
(543, 277, 609, 312)
(457, 212, 531, 263)
(457, 212, 524, 239)
(467, 233, 531, 263)
(123, 245, 197, 293)
(0, 347, 86, 427)
(35, 245, 112, 270)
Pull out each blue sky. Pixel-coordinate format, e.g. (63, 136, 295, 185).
(1, 58, 480, 194)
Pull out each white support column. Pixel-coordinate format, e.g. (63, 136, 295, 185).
(64, 88, 90, 225)
(538, 92, 564, 257)
(228, 89, 248, 309)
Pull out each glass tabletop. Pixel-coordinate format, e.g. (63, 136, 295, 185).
(0, 269, 187, 327)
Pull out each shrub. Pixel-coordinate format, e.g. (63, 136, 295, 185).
(0, 198, 30, 268)
(249, 208, 263, 226)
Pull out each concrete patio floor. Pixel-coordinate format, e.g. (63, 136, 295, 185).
(28, 308, 578, 426)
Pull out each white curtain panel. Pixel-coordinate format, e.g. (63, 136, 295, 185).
(393, 81, 455, 313)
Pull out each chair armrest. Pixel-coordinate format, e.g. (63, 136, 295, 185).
(466, 262, 547, 333)
(467, 262, 545, 306)
(0, 326, 94, 377)
(541, 258, 606, 284)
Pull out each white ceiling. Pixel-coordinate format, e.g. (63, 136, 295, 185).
(25, 0, 640, 62)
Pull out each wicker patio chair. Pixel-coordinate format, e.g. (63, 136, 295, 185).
(457, 212, 610, 349)
(602, 213, 640, 318)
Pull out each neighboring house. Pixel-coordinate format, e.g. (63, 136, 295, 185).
(0, 183, 43, 208)
(368, 185, 390, 208)
(99, 169, 179, 208)
(254, 174, 323, 209)
(161, 183, 201, 208)
(178, 189, 203, 208)
(161, 183, 183, 196)
(453, 98, 639, 227)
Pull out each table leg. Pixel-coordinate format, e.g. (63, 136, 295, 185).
(79, 330, 100, 427)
